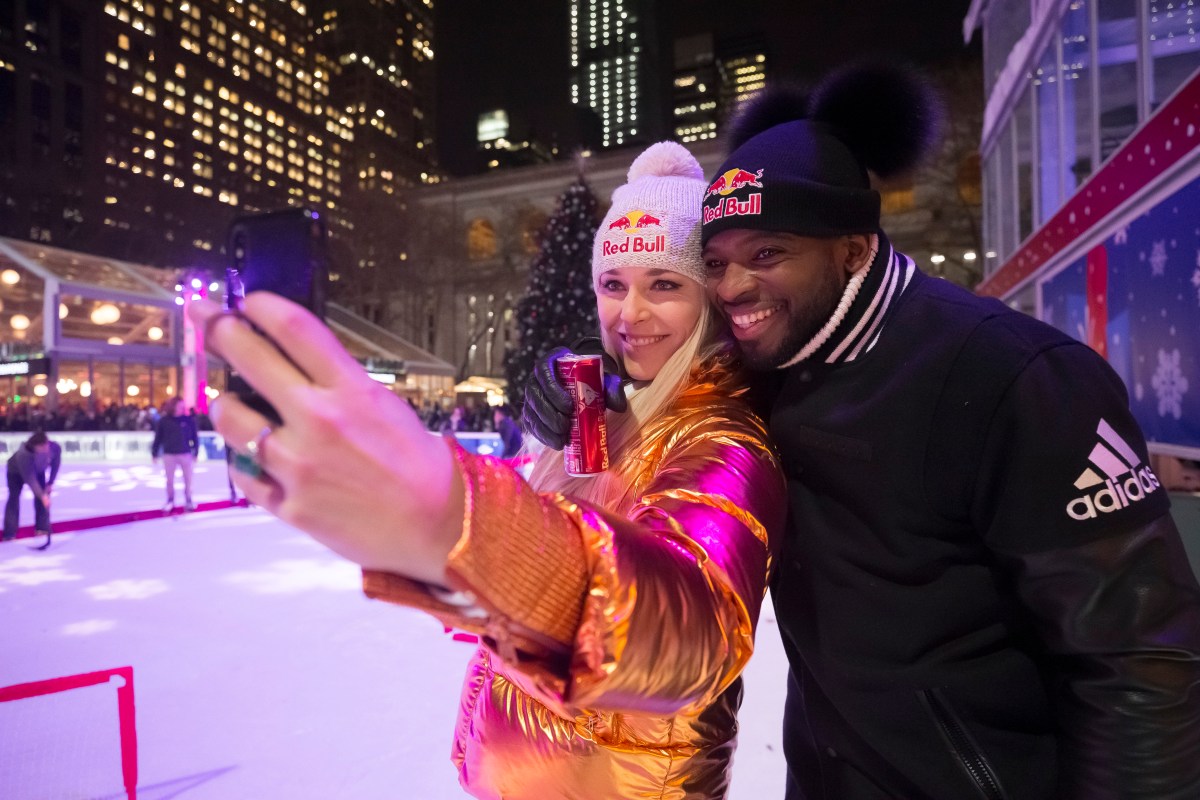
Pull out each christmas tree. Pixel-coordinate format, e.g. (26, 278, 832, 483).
(504, 176, 600, 412)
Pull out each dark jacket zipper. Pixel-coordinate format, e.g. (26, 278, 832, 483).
(920, 689, 1007, 800)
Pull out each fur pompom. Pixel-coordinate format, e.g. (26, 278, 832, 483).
(628, 141, 704, 181)
(725, 86, 810, 151)
(808, 62, 943, 179)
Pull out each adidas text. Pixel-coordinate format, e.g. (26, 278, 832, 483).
(1065, 467, 1160, 520)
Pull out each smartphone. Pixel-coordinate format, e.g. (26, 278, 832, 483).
(224, 208, 329, 424)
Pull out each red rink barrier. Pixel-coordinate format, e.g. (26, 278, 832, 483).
(11, 498, 251, 540)
(0, 666, 138, 800)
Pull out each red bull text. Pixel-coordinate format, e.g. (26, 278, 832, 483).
(601, 234, 666, 256)
(702, 193, 762, 223)
(555, 354, 609, 476)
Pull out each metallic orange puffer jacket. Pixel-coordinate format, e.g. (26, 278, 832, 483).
(364, 358, 786, 799)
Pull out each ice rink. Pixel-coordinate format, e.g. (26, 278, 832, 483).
(1, 474, 789, 800)
(6, 460, 238, 527)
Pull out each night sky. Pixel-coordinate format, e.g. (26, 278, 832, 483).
(434, 0, 977, 175)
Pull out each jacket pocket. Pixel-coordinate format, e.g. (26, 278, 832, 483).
(918, 688, 1008, 800)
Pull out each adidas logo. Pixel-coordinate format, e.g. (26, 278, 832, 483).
(1066, 418, 1161, 521)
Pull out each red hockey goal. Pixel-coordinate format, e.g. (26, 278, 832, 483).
(0, 666, 137, 800)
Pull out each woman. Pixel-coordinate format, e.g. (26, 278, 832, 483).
(192, 142, 785, 799)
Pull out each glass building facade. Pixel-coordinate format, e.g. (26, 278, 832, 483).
(974, 0, 1199, 281)
(967, 0, 1199, 456)
(0, 235, 454, 418)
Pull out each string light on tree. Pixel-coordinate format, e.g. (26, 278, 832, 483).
(503, 175, 601, 412)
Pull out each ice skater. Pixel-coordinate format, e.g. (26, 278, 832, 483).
(4, 431, 53, 544)
(152, 397, 200, 513)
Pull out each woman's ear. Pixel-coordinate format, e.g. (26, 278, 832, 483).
(841, 234, 873, 275)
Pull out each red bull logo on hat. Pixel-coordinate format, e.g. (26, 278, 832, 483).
(607, 209, 665, 235)
(703, 168, 764, 200)
(702, 168, 764, 224)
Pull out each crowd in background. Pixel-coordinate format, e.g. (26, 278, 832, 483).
(413, 401, 524, 458)
(0, 398, 522, 453)
(414, 402, 496, 434)
(0, 401, 213, 433)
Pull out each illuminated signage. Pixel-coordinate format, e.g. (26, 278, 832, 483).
(362, 357, 405, 374)
(0, 358, 48, 377)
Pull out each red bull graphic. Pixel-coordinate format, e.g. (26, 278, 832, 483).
(555, 354, 609, 476)
(607, 209, 665, 234)
(704, 168, 764, 200)
(601, 209, 667, 257)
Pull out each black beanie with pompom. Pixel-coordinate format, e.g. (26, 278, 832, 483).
(700, 62, 944, 245)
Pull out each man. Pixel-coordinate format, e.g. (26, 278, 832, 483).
(523, 63, 1200, 798)
(492, 405, 524, 459)
(4, 431, 52, 541)
(152, 397, 200, 512)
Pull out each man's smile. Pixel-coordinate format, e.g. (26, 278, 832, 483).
(728, 303, 784, 332)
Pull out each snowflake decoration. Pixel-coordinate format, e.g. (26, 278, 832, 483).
(1113, 226, 1129, 245)
(1149, 240, 1167, 276)
(1193, 251, 1200, 306)
(1150, 348, 1189, 420)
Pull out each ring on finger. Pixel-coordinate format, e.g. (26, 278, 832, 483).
(245, 426, 273, 460)
(233, 426, 274, 478)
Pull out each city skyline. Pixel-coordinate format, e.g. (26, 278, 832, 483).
(435, 0, 976, 175)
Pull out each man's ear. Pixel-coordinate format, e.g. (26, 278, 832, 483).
(840, 234, 874, 275)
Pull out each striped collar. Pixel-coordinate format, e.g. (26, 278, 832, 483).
(782, 234, 915, 368)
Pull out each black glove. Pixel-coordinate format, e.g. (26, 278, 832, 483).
(522, 337, 628, 450)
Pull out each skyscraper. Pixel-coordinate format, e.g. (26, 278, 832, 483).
(309, 0, 438, 316)
(311, 0, 437, 199)
(671, 34, 718, 144)
(0, 0, 437, 275)
(716, 35, 767, 124)
(670, 32, 767, 144)
(569, 0, 658, 149)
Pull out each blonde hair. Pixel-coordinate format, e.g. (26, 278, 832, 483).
(526, 302, 726, 513)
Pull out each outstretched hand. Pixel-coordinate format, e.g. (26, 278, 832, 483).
(187, 293, 464, 586)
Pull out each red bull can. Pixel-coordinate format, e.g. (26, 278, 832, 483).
(555, 354, 609, 476)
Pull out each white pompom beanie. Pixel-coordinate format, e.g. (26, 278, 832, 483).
(592, 141, 707, 288)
